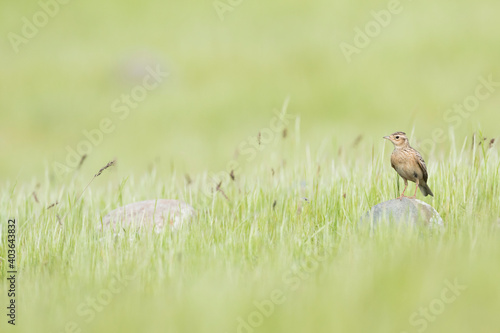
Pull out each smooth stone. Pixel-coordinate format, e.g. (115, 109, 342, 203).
(360, 197, 443, 228)
(101, 199, 195, 232)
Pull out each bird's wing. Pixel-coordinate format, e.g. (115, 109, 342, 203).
(414, 151, 428, 182)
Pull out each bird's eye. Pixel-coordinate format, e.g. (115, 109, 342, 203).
(395, 136, 400, 139)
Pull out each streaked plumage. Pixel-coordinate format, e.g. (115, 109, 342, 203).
(384, 132, 433, 199)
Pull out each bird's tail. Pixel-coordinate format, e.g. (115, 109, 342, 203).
(419, 183, 434, 197)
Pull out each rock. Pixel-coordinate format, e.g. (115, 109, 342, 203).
(101, 199, 195, 232)
(360, 198, 443, 229)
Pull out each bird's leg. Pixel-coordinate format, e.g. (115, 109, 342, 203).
(397, 179, 408, 200)
(409, 178, 419, 199)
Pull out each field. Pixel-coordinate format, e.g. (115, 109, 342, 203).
(1, 0, 500, 332)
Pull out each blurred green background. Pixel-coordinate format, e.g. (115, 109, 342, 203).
(1, 0, 499, 181)
(1, 2, 500, 333)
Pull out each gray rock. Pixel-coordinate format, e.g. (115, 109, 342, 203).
(101, 199, 195, 232)
(360, 198, 443, 229)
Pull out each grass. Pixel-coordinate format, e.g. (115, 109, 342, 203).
(1, 130, 500, 333)
(2, 0, 500, 331)
(2, 0, 500, 179)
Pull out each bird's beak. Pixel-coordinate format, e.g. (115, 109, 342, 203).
(383, 136, 390, 140)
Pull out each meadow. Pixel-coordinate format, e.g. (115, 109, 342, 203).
(1, 0, 500, 332)
(2, 132, 500, 333)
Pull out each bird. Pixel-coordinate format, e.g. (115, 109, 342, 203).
(383, 132, 434, 199)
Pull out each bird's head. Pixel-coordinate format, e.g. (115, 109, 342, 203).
(383, 132, 409, 148)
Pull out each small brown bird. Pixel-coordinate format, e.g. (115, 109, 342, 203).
(384, 132, 434, 199)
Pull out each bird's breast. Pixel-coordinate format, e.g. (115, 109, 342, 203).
(391, 149, 420, 181)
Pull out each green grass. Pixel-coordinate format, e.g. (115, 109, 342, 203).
(1, 131, 499, 332)
(2, 0, 500, 332)
(2, 0, 500, 179)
